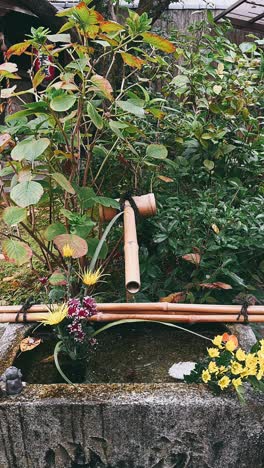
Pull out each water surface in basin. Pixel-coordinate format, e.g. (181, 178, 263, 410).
(14, 322, 226, 384)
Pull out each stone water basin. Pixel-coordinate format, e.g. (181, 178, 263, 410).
(14, 322, 227, 384)
(1, 321, 264, 468)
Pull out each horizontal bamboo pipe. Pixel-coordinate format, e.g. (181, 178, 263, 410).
(1, 303, 264, 314)
(88, 313, 264, 323)
(1, 312, 264, 323)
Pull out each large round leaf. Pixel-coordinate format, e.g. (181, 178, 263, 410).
(44, 223, 67, 241)
(50, 94, 76, 112)
(2, 239, 32, 266)
(146, 144, 168, 159)
(53, 234, 88, 258)
(2, 206, 27, 226)
(10, 181, 44, 207)
(11, 137, 50, 162)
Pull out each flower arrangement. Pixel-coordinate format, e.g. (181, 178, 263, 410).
(184, 332, 264, 402)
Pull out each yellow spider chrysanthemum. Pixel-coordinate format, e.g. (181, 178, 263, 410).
(39, 304, 68, 326)
(62, 243, 74, 258)
(202, 369, 211, 383)
(207, 347, 220, 358)
(218, 376, 230, 390)
(82, 268, 103, 287)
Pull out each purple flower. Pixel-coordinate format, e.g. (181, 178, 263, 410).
(76, 307, 89, 319)
(74, 330, 85, 342)
(68, 321, 82, 334)
(39, 277, 48, 285)
(83, 296, 97, 316)
(68, 298, 81, 317)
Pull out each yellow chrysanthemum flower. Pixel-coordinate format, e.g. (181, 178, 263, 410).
(258, 358, 264, 371)
(257, 350, 264, 360)
(207, 348, 220, 358)
(82, 268, 103, 286)
(218, 376, 230, 390)
(231, 361, 244, 375)
(241, 365, 257, 378)
(259, 339, 264, 348)
(236, 348, 246, 362)
(225, 340, 237, 352)
(232, 377, 242, 389)
(219, 365, 228, 374)
(245, 354, 258, 368)
(257, 369, 264, 381)
(62, 243, 74, 258)
(208, 361, 219, 374)
(202, 369, 211, 383)
(212, 335, 223, 348)
(39, 304, 68, 326)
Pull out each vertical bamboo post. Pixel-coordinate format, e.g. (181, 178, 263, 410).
(124, 200, 140, 294)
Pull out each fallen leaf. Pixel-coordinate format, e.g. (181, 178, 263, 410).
(160, 292, 186, 303)
(158, 175, 174, 183)
(0, 133, 13, 152)
(182, 253, 201, 265)
(199, 282, 232, 290)
(20, 337, 42, 352)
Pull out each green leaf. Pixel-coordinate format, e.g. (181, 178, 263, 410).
(87, 102, 103, 129)
(87, 238, 108, 259)
(50, 94, 76, 112)
(11, 137, 50, 162)
(239, 42, 256, 54)
(109, 120, 128, 139)
(2, 239, 32, 266)
(47, 34, 71, 43)
(10, 181, 44, 207)
(224, 271, 248, 288)
(76, 186, 96, 210)
(146, 144, 168, 159)
(203, 160, 214, 171)
(2, 206, 27, 226)
(44, 223, 67, 241)
(117, 100, 144, 118)
(141, 32, 176, 53)
(52, 173, 75, 194)
(49, 270, 67, 286)
(171, 75, 189, 88)
(94, 196, 120, 209)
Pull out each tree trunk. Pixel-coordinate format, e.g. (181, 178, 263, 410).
(137, 0, 174, 24)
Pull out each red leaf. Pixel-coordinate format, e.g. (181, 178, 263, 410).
(160, 292, 186, 303)
(121, 52, 145, 70)
(199, 282, 232, 290)
(182, 253, 201, 265)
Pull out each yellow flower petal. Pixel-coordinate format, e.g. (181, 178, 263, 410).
(62, 243, 74, 258)
(207, 347, 220, 358)
(82, 268, 103, 286)
(38, 304, 68, 326)
(218, 376, 230, 390)
(202, 369, 211, 383)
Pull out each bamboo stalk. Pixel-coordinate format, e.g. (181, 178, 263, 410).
(2, 312, 264, 323)
(123, 201, 140, 294)
(88, 313, 264, 323)
(1, 303, 264, 314)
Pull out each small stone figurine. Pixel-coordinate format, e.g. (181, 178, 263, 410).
(0, 366, 23, 395)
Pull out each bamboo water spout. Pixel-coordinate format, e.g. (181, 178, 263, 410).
(99, 193, 156, 294)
